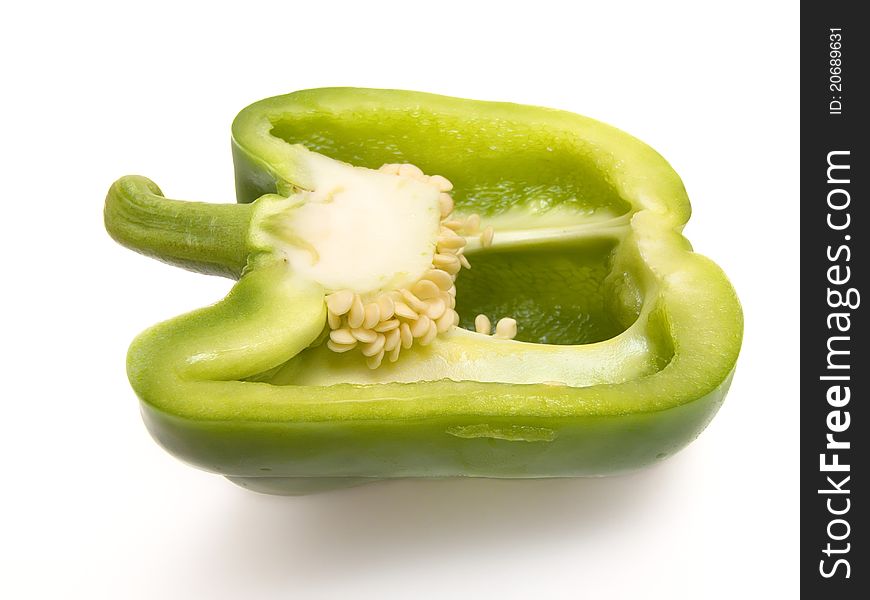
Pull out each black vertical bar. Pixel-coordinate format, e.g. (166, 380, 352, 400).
(802, 4, 866, 596)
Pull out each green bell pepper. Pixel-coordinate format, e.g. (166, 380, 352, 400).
(105, 88, 742, 495)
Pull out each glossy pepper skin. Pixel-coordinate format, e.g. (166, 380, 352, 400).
(105, 88, 743, 495)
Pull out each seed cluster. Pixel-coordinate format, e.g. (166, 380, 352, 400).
(324, 163, 489, 369)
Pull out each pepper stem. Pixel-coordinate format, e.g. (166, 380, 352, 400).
(105, 176, 254, 278)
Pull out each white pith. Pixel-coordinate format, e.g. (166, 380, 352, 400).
(281, 162, 442, 294)
(274, 152, 514, 369)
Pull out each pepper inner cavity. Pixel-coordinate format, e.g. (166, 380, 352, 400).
(455, 238, 627, 345)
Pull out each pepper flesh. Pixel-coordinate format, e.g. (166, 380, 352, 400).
(105, 88, 743, 495)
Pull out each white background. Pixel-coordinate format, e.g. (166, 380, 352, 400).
(2, 2, 799, 598)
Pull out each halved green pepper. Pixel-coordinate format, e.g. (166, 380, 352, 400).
(105, 88, 742, 495)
